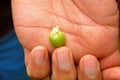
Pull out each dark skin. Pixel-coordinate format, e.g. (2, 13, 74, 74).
(12, 0, 120, 80)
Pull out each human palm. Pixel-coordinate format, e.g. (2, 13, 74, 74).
(12, 0, 120, 79)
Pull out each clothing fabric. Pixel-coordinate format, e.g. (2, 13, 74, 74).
(0, 30, 31, 80)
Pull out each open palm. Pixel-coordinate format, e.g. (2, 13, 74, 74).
(12, 0, 120, 79)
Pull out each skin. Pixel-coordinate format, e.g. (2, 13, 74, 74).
(12, 0, 120, 80)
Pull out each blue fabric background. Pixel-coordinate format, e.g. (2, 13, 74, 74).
(0, 30, 31, 80)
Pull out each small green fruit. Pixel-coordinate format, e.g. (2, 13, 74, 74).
(49, 26, 66, 47)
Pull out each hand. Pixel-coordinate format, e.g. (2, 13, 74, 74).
(30, 46, 102, 80)
(12, 0, 120, 80)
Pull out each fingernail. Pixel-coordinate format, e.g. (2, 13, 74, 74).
(32, 47, 46, 66)
(26, 66, 30, 76)
(84, 56, 98, 79)
(57, 50, 71, 70)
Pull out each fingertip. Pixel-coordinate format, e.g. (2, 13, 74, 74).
(27, 46, 50, 79)
(31, 46, 48, 66)
(78, 55, 102, 80)
(52, 46, 76, 80)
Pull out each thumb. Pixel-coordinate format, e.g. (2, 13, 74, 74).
(25, 46, 50, 79)
(78, 55, 102, 80)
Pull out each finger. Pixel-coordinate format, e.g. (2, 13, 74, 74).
(99, 50, 120, 70)
(51, 47, 76, 80)
(78, 55, 102, 80)
(101, 50, 120, 79)
(25, 46, 50, 79)
(102, 66, 120, 80)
